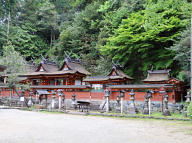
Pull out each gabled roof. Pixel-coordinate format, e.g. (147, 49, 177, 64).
(31, 85, 90, 89)
(108, 67, 133, 80)
(83, 63, 133, 82)
(107, 64, 133, 80)
(143, 69, 171, 82)
(59, 58, 90, 75)
(108, 84, 173, 89)
(147, 69, 171, 74)
(36, 63, 58, 72)
(35, 59, 58, 72)
(83, 76, 109, 82)
(167, 77, 183, 84)
(21, 57, 90, 77)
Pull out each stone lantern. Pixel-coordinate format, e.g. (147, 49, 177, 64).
(105, 88, 111, 112)
(120, 89, 125, 115)
(163, 93, 171, 116)
(51, 90, 56, 109)
(129, 89, 135, 101)
(143, 90, 153, 115)
(116, 95, 120, 106)
(20, 87, 25, 107)
(185, 92, 191, 105)
(127, 89, 137, 114)
(71, 93, 77, 109)
(159, 86, 166, 112)
(184, 92, 191, 117)
(115, 94, 120, 113)
(27, 91, 34, 107)
(57, 89, 64, 110)
(71, 93, 76, 101)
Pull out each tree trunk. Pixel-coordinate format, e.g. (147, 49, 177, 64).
(50, 28, 53, 49)
(7, 11, 10, 43)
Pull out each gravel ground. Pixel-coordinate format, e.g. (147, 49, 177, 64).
(0, 109, 192, 143)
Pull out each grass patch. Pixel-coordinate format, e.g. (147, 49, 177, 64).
(95, 111, 190, 119)
(136, 112, 188, 119)
(18, 107, 192, 122)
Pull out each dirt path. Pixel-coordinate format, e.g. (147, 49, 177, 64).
(0, 109, 191, 143)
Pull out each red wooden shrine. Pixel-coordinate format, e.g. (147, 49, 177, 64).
(0, 59, 185, 103)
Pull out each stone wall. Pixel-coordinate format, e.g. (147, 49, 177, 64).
(0, 96, 186, 114)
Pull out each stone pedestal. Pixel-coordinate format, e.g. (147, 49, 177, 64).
(106, 97, 109, 112)
(104, 89, 111, 113)
(115, 95, 121, 113)
(115, 106, 121, 113)
(183, 92, 191, 117)
(70, 94, 76, 109)
(70, 101, 76, 109)
(27, 96, 33, 107)
(51, 98, 55, 109)
(59, 96, 62, 109)
(51, 91, 56, 109)
(143, 99, 149, 114)
(127, 89, 137, 114)
(162, 94, 171, 116)
(127, 102, 137, 114)
(163, 109, 171, 116)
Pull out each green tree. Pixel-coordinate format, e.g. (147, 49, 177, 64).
(0, 42, 30, 107)
(170, 29, 190, 82)
(4, 0, 54, 60)
(100, 0, 192, 79)
(0, 42, 26, 86)
(37, 0, 59, 48)
(0, 0, 19, 48)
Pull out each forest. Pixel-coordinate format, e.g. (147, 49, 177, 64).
(0, 0, 191, 83)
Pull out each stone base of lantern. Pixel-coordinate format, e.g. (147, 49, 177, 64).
(163, 109, 171, 116)
(27, 99, 33, 107)
(127, 103, 138, 114)
(143, 108, 149, 115)
(115, 106, 121, 113)
(183, 111, 188, 117)
(70, 101, 77, 109)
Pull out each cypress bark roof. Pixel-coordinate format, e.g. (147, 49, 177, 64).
(108, 68, 133, 79)
(31, 85, 90, 89)
(143, 69, 170, 82)
(83, 76, 109, 82)
(36, 63, 58, 72)
(21, 58, 90, 77)
(59, 60, 90, 75)
(83, 64, 133, 82)
(108, 84, 173, 89)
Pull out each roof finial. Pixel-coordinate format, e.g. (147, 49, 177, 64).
(64, 51, 72, 62)
(40, 54, 47, 64)
(112, 60, 123, 70)
(31, 58, 37, 67)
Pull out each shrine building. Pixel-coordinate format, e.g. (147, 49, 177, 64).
(0, 58, 185, 104)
